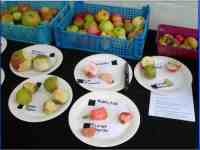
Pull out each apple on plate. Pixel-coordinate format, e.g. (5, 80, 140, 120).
(99, 20, 114, 33)
(22, 10, 41, 27)
(95, 9, 110, 22)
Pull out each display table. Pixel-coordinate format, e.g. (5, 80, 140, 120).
(1, 30, 198, 149)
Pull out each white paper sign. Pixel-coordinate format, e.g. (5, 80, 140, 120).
(149, 86, 195, 122)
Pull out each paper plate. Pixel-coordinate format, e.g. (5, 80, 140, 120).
(74, 54, 133, 91)
(68, 91, 140, 147)
(1, 36, 7, 54)
(134, 56, 193, 94)
(8, 75, 73, 122)
(1, 68, 5, 84)
(9, 44, 63, 78)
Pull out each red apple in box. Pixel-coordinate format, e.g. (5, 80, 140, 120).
(111, 13, 123, 23)
(51, 8, 59, 17)
(87, 24, 100, 35)
(73, 16, 84, 27)
(39, 7, 53, 22)
(175, 34, 184, 45)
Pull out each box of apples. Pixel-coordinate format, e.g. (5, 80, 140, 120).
(157, 24, 198, 60)
(0, 1, 70, 44)
(54, 2, 150, 60)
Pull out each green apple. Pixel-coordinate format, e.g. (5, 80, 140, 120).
(83, 20, 96, 29)
(16, 88, 32, 105)
(22, 11, 41, 27)
(8, 6, 18, 14)
(99, 20, 114, 33)
(84, 14, 95, 22)
(66, 25, 79, 32)
(1, 13, 14, 24)
(13, 12, 22, 21)
(113, 27, 126, 37)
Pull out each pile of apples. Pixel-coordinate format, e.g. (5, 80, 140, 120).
(65, 9, 145, 40)
(0, 4, 59, 27)
(159, 33, 198, 50)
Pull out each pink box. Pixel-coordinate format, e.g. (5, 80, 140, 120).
(157, 24, 198, 60)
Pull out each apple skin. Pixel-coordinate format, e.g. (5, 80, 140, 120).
(39, 7, 53, 22)
(84, 14, 95, 22)
(84, 20, 97, 30)
(87, 24, 100, 35)
(1, 13, 14, 24)
(73, 16, 84, 27)
(111, 14, 123, 23)
(132, 16, 145, 31)
(175, 34, 184, 45)
(22, 10, 41, 27)
(18, 4, 32, 14)
(95, 9, 110, 22)
(13, 12, 22, 21)
(113, 27, 126, 39)
(66, 25, 79, 32)
(8, 6, 19, 14)
(124, 19, 134, 32)
(113, 20, 124, 27)
(99, 20, 114, 33)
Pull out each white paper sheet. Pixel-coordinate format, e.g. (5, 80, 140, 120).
(149, 86, 195, 122)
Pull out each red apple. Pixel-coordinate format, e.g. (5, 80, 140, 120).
(73, 16, 84, 27)
(111, 13, 123, 23)
(175, 34, 184, 45)
(113, 20, 124, 27)
(51, 8, 59, 17)
(87, 24, 100, 35)
(18, 4, 32, 13)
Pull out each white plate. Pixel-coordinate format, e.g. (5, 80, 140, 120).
(9, 44, 63, 78)
(1, 36, 7, 54)
(134, 56, 193, 94)
(74, 54, 133, 91)
(68, 91, 140, 147)
(1, 68, 5, 84)
(8, 75, 73, 122)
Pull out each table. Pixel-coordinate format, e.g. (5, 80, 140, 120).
(1, 30, 198, 149)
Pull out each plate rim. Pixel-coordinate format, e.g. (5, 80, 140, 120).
(1, 36, 7, 54)
(9, 44, 63, 78)
(68, 91, 140, 147)
(1, 68, 5, 84)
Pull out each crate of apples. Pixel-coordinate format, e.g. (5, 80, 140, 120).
(157, 24, 198, 60)
(65, 9, 145, 40)
(0, 4, 59, 27)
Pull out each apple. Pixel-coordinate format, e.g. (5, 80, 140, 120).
(132, 16, 145, 31)
(66, 25, 79, 32)
(87, 24, 100, 35)
(39, 7, 53, 22)
(95, 9, 110, 22)
(13, 12, 22, 21)
(79, 29, 87, 34)
(73, 16, 84, 27)
(1, 13, 14, 24)
(128, 30, 143, 40)
(113, 27, 126, 39)
(51, 8, 59, 17)
(175, 34, 184, 45)
(113, 20, 124, 27)
(84, 20, 97, 29)
(84, 14, 95, 22)
(18, 4, 32, 13)
(111, 13, 123, 23)
(124, 19, 134, 32)
(22, 10, 41, 27)
(99, 20, 114, 33)
(8, 6, 19, 14)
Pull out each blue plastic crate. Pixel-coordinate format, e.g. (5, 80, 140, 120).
(0, 1, 71, 44)
(54, 2, 150, 60)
